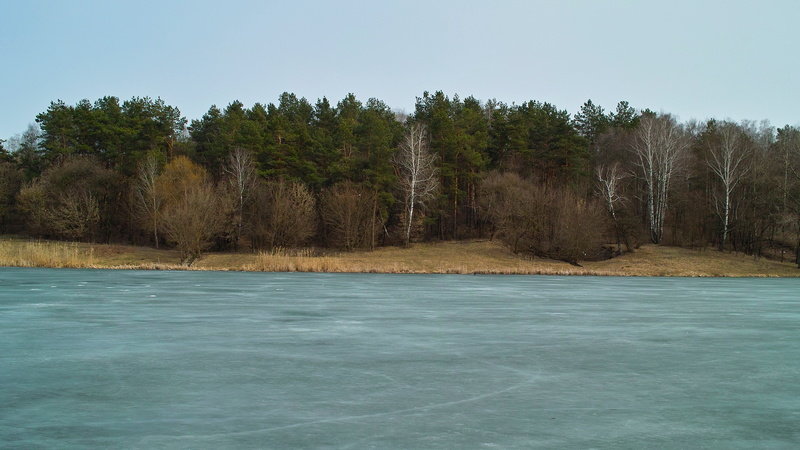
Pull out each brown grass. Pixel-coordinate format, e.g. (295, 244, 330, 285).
(0, 240, 97, 268)
(1, 237, 798, 277)
(0, 238, 187, 271)
(588, 245, 800, 277)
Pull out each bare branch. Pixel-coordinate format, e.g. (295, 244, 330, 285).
(133, 154, 163, 247)
(630, 115, 690, 244)
(706, 122, 751, 249)
(223, 148, 257, 249)
(394, 123, 439, 245)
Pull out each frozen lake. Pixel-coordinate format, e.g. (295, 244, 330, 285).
(1, 268, 799, 448)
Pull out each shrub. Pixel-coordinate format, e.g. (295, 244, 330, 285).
(479, 171, 606, 264)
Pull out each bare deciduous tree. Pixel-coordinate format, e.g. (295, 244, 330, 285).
(16, 180, 48, 235)
(223, 148, 257, 249)
(321, 182, 379, 250)
(160, 182, 224, 265)
(156, 157, 224, 265)
(0, 162, 22, 232)
(478, 171, 545, 252)
(550, 191, 607, 265)
(777, 126, 800, 212)
(394, 123, 438, 245)
(46, 191, 100, 241)
(15, 156, 117, 241)
(707, 122, 750, 250)
(479, 172, 605, 264)
(132, 154, 163, 247)
(596, 163, 630, 252)
(781, 130, 800, 267)
(631, 115, 690, 244)
(155, 156, 206, 203)
(248, 178, 316, 249)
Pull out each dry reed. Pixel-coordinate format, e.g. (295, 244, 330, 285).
(0, 239, 96, 269)
(243, 250, 358, 273)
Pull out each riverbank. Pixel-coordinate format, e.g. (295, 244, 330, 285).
(1, 238, 798, 277)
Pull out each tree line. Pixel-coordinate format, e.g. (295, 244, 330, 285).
(1, 92, 799, 266)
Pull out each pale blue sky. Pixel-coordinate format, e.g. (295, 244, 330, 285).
(2, 0, 798, 139)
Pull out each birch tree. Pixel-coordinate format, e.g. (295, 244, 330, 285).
(394, 123, 438, 245)
(595, 163, 629, 252)
(631, 115, 689, 244)
(707, 122, 750, 250)
(223, 147, 257, 249)
(776, 126, 800, 212)
(782, 130, 800, 267)
(133, 154, 163, 247)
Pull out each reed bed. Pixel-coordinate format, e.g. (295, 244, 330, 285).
(0, 239, 97, 269)
(0, 239, 193, 271)
(242, 250, 406, 273)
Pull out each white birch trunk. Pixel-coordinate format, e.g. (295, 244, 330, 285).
(395, 124, 438, 246)
(631, 115, 689, 244)
(223, 148, 257, 249)
(707, 123, 749, 250)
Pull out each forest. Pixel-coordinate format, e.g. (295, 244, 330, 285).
(1, 92, 799, 267)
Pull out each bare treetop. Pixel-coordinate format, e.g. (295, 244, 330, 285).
(631, 115, 690, 244)
(394, 123, 438, 246)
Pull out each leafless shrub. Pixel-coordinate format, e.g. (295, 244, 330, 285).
(0, 162, 22, 231)
(247, 178, 316, 249)
(16, 180, 48, 235)
(160, 182, 225, 265)
(321, 181, 379, 250)
(479, 171, 606, 264)
(156, 156, 224, 265)
(46, 191, 100, 241)
(16, 156, 117, 241)
(478, 171, 546, 253)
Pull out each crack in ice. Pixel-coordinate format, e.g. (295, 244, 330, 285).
(136, 378, 535, 444)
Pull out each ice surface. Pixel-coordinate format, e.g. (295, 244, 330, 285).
(1, 268, 799, 448)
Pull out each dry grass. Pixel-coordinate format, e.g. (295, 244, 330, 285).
(228, 240, 800, 277)
(0, 240, 97, 268)
(0, 238, 188, 271)
(588, 245, 800, 277)
(1, 237, 798, 277)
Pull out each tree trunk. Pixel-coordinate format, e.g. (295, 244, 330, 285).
(452, 174, 458, 240)
(371, 194, 377, 250)
(405, 199, 414, 247)
(796, 220, 800, 268)
(153, 219, 159, 249)
(720, 191, 730, 252)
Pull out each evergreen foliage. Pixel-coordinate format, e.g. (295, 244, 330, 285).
(3, 92, 798, 266)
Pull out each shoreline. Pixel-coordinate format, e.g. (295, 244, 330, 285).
(1, 238, 798, 278)
(2, 265, 797, 278)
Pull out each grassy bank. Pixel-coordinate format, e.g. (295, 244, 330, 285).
(1, 237, 798, 277)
